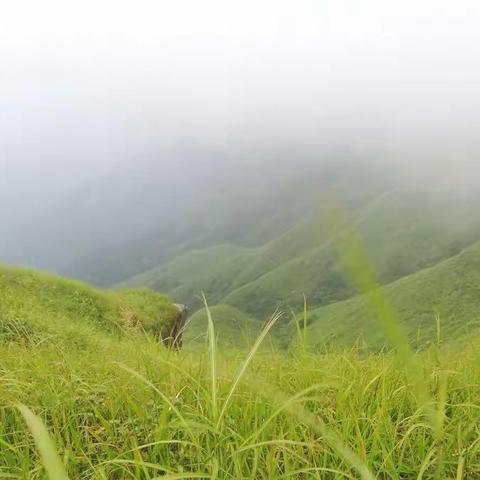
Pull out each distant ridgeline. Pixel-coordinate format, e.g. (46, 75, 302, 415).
(117, 182, 480, 349)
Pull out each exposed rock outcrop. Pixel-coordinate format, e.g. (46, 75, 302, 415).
(163, 304, 189, 350)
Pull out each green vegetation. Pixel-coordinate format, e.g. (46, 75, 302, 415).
(118, 245, 256, 311)
(1, 277, 480, 478)
(122, 187, 480, 322)
(185, 304, 263, 348)
(304, 240, 480, 349)
(3, 180, 480, 478)
(0, 265, 179, 347)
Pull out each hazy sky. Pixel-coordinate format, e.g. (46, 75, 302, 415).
(1, 0, 480, 271)
(2, 0, 480, 170)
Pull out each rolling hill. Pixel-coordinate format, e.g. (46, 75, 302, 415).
(13, 157, 377, 286)
(303, 240, 480, 349)
(120, 185, 480, 331)
(0, 265, 180, 347)
(184, 304, 263, 348)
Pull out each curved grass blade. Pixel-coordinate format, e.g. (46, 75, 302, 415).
(202, 294, 217, 421)
(116, 363, 195, 440)
(216, 310, 283, 429)
(18, 404, 69, 480)
(245, 378, 376, 480)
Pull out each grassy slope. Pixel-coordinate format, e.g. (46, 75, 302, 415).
(184, 304, 263, 348)
(117, 244, 257, 310)
(304, 241, 480, 349)
(222, 187, 480, 317)
(116, 168, 393, 309)
(117, 218, 334, 313)
(0, 265, 179, 346)
(1, 264, 480, 478)
(120, 187, 480, 323)
(116, 193, 381, 313)
(2, 306, 480, 478)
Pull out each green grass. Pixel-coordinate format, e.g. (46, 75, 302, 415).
(184, 304, 263, 348)
(116, 245, 257, 312)
(304, 241, 480, 349)
(2, 318, 480, 478)
(0, 265, 179, 347)
(3, 223, 480, 479)
(120, 186, 480, 321)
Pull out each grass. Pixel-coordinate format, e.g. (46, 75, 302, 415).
(17, 405, 69, 480)
(184, 304, 262, 348)
(1, 265, 480, 479)
(2, 221, 480, 479)
(119, 186, 480, 319)
(0, 265, 179, 344)
(304, 241, 480, 350)
(2, 328, 480, 479)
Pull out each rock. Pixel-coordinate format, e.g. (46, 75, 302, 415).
(163, 304, 189, 350)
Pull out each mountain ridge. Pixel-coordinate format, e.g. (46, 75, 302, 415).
(119, 185, 480, 326)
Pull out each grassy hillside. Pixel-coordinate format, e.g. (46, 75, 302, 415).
(223, 187, 480, 317)
(184, 304, 265, 348)
(2, 293, 480, 478)
(118, 216, 339, 313)
(0, 265, 179, 346)
(118, 245, 257, 310)
(116, 193, 369, 313)
(59, 159, 377, 286)
(126, 186, 480, 322)
(304, 241, 480, 349)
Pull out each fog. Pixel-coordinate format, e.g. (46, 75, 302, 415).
(1, 0, 480, 281)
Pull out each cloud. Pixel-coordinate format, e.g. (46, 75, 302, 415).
(2, 0, 480, 158)
(1, 0, 480, 271)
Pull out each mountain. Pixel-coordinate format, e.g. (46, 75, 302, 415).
(2, 154, 401, 288)
(120, 184, 480, 327)
(179, 232, 480, 350)
(7, 159, 480, 351)
(304, 240, 480, 349)
(184, 304, 262, 348)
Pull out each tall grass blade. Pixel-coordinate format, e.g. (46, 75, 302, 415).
(202, 294, 217, 421)
(435, 311, 442, 346)
(291, 308, 302, 347)
(116, 364, 194, 440)
(303, 294, 308, 348)
(216, 310, 282, 428)
(18, 404, 69, 480)
(456, 455, 465, 480)
(330, 203, 432, 413)
(245, 379, 376, 480)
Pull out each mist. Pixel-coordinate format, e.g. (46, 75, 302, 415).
(1, 0, 480, 281)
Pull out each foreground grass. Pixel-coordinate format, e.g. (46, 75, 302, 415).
(1, 328, 480, 479)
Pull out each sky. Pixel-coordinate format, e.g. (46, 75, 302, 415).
(2, 0, 480, 164)
(1, 0, 480, 271)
